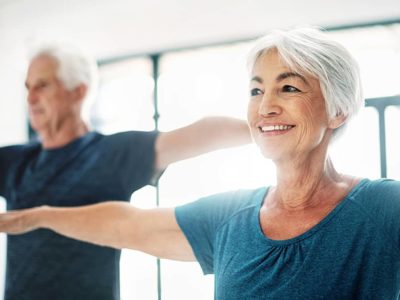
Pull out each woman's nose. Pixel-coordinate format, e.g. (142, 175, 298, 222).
(258, 93, 282, 116)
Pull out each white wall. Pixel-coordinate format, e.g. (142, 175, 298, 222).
(0, 0, 399, 147)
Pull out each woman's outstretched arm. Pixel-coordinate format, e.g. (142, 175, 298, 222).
(0, 202, 195, 261)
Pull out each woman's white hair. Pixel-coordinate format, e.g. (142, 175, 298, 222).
(30, 44, 98, 122)
(247, 27, 364, 138)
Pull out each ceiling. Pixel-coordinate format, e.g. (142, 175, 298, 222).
(0, 0, 399, 60)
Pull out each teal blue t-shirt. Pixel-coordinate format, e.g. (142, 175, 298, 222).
(175, 179, 400, 299)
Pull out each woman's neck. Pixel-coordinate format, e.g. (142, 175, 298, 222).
(269, 141, 355, 211)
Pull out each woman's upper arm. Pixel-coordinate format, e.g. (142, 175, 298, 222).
(128, 207, 196, 261)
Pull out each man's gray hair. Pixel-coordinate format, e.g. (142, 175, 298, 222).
(30, 44, 98, 122)
(247, 27, 364, 138)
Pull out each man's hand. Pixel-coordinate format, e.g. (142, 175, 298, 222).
(0, 207, 43, 234)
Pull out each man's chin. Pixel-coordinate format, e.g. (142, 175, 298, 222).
(29, 121, 43, 134)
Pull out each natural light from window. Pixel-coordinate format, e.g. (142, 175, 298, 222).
(93, 24, 400, 300)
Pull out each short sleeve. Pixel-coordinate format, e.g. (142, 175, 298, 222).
(372, 180, 400, 250)
(357, 179, 400, 251)
(104, 131, 160, 193)
(175, 189, 260, 274)
(0, 145, 25, 197)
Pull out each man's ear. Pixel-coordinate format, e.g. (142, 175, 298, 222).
(328, 114, 347, 129)
(73, 84, 88, 102)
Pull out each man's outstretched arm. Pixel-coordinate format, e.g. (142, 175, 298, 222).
(0, 202, 195, 261)
(155, 116, 251, 170)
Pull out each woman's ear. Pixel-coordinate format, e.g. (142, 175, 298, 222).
(328, 114, 347, 129)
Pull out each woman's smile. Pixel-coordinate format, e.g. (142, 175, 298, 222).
(258, 123, 296, 136)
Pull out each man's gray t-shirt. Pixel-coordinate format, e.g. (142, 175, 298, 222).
(176, 179, 400, 299)
(0, 131, 158, 300)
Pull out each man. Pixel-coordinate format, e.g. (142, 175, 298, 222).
(0, 45, 250, 300)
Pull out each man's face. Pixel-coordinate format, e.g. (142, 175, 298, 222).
(25, 55, 78, 134)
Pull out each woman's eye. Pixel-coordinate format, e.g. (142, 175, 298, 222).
(283, 85, 300, 93)
(250, 88, 263, 96)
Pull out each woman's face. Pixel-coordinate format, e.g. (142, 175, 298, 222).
(247, 50, 339, 162)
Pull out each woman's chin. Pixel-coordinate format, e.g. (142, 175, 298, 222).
(258, 148, 282, 161)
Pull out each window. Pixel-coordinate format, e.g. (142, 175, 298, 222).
(157, 43, 273, 300)
(95, 58, 158, 300)
(386, 105, 400, 179)
(94, 22, 400, 299)
(93, 58, 154, 133)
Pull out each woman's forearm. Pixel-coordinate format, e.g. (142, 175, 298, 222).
(38, 202, 138, 249)
(0, 202, 139, 249)
(0, 201, 194, 260)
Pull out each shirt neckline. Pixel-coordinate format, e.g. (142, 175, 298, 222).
(40, 131, 99, 154)
(254, 178, 370, 246)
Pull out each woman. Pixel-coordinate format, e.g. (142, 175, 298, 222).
(1, 27, 400, 299)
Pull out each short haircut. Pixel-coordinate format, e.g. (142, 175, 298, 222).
(247, 27, 364, 138)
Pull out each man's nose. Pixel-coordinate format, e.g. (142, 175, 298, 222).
(27, 89, 38, 104)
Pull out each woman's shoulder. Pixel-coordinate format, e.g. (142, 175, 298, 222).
(349, 178, 400, 213)
(176, 187, 268, 224)
(192, 187, 268, 211)
(358, 178, 400, 195)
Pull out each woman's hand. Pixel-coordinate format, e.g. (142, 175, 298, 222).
(0, 206, 44, 234)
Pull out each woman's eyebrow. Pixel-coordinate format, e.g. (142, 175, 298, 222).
(251, 72, 309, 85)
(250, 76, 263, 84)
(276, 72, 308, 85)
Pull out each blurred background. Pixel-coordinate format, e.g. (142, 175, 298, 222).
(0, 0, 399, 299)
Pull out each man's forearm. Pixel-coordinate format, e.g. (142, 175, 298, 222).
(155, 116, 252, 169)
(196, 116, 252, 148)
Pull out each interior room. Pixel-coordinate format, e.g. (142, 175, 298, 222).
(0, 0, 399, 299)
